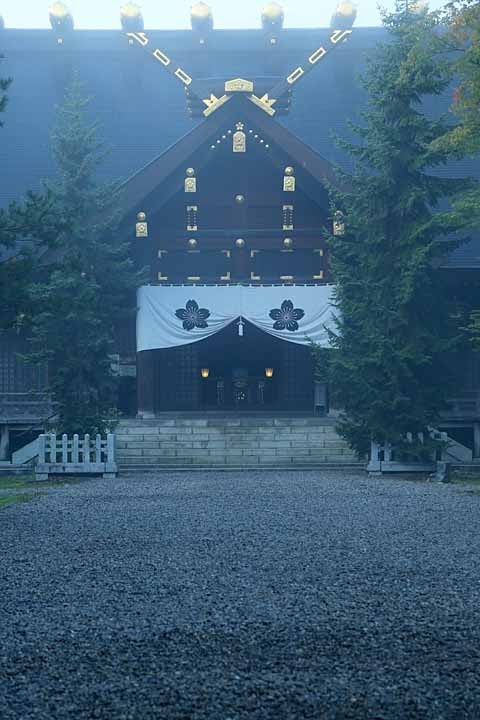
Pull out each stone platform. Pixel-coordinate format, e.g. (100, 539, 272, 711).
(115, 415, 362, 471)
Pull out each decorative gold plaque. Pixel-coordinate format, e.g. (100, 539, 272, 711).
(185, 169, 197, 193)
(233, 123, 246, 153)
(136, 211, 148, 238)
(283, 168, 296, 192)
(225, 78, 254, 93)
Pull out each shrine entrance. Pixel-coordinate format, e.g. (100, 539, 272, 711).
(143, 321, 315, 414)
(198, 321, 279, 409)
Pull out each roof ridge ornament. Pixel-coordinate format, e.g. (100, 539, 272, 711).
(225, 78, 254, 93)
(49, 2, 74, 33)
(121, 3, 144, 32)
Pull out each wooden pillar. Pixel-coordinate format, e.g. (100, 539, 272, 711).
(0, 424, 10, 461)
(137, 350, 156, 418)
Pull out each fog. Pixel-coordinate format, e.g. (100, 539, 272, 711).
(2, 0, 447, 30)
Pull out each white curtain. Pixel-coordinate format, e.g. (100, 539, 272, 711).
(137, 285, 337, 352)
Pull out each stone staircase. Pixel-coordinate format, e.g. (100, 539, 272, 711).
(115, 415, 362, 471)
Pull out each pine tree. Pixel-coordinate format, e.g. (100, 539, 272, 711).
(439, 0, 480, 226)
(0, 61, 65, 330)
(0, 65, 10, 126)
(26, 78, 142, 435)
(441, 0, 480, 351)
(327, 8, 470, 458)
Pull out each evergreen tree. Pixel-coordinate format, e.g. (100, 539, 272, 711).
(439, 0, 480, 226)
(26, 78, 141, 435)
(440, 0, 480, 350)
(327, 8, 470, 458)
(0, 61, 64, 330)
(0, 57, 11, 125)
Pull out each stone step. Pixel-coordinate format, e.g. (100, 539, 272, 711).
(115, 416, 358, 469)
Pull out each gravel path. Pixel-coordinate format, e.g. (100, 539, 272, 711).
(1, 471, 480, 719)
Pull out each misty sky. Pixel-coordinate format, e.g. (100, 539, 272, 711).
(2, 0, 447, 30)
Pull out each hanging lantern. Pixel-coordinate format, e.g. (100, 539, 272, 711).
(136, 211, 148, 238)
(265, 368, 274, 378)
(201, 368, 210, 379)
(238, 318, 245, 337)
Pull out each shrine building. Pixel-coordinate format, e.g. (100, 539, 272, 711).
(0, 2, 479, 461)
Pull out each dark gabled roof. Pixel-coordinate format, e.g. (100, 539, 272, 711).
(2, 27, 477, 204)
(0, 26, 479, 270)
(119, 94, 340, 221)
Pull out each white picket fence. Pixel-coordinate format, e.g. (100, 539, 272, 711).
(35, 433, 117, 481)
(367, 428, 472, 475)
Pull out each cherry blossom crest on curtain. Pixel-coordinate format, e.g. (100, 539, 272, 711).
(137, 285, 337, 351)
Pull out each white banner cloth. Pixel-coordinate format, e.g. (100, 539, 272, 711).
(137, 284, 337, 351)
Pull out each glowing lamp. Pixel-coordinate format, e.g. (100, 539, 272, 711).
(201, 368, 210, 379)
(265, 368, 274, 378)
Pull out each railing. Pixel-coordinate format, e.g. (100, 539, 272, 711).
(35, 433, 117, 481)
(367, 428, 474, 475)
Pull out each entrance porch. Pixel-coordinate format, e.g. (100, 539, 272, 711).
(137, 322, 316, 415)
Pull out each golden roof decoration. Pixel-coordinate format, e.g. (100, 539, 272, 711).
(120, 2, 144, 31)
(49, 2, 70, 18)
(191, 2, 213, 32)
(330, 1, 357, 29)
(49, 2, 74, 31)
(261, 2, 284, 22)
(121, 2, 142, 18)
(191, 2, 212, 19)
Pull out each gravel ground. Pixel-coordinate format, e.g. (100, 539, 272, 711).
(1, 471, 480, 720)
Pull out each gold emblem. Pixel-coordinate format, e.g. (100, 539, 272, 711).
(225, 78, 254, 93)
(185, 168, 197, 193)
(127, 31, 149, 46)
(153, 48, 170, 66)
(248, 94, 276, 116)
(283, 204, 294, 231)
(136, 211, 148, 238)
(175, 68, 192, 86)
(203, 94, 230, 117)
(283, 167, 296, 192)
(233, 123, 246, 153)
(330, 29, 352, 44)
(309, 46, 327, 65)
(287, 67, 305, 85)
